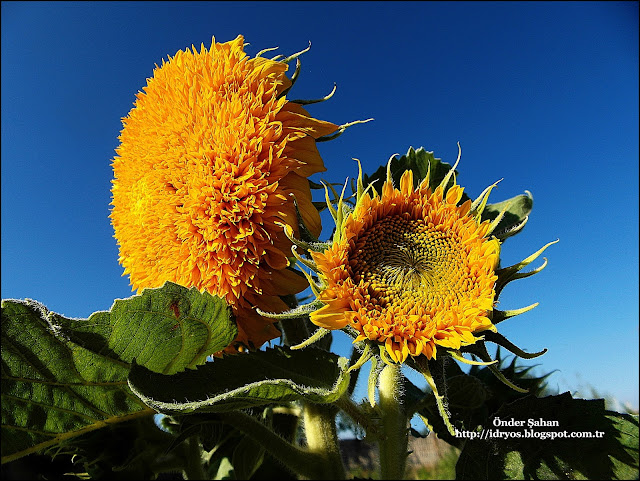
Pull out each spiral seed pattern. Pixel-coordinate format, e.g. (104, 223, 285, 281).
(351, 215, 471, 312)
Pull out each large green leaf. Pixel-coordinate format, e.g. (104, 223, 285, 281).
(405, 349, 554, 449)
(1, 298, 151, 463)
(1, 282, 236, 463)
(55, 281, 237, 375)
(455, 393, 639, 480)
(127, 346, 350, 414)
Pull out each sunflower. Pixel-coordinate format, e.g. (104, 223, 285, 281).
(110, 35, 340, 350)
(309, 158, 500, 364)
(259, 147, 556, 432)
(268, 145, 556, 367)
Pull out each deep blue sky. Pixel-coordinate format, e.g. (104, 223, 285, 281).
(2, 1, 638, 410)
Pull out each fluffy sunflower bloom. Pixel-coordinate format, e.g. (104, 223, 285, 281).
(110, 35, 341, 350)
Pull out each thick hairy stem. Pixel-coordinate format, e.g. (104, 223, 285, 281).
(303, 403, 346, 480)
(378, 363, 409, 480)
(182, 434, 206, 480)
(278, 307, 345, 479)
(220, 410, 326, 479)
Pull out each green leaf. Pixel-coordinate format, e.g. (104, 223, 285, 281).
(127, 346, 350, 414)
(482, 191, 533, 241)
(406, 350, 554, 448)
(1, 282, 236, 463)
(57, 281, 237, 375)
(363, 146, 457, 192)
(1, 298, 152, 463)
(46, 416, 179, 480)
(213, 456, 235, 480)
(455, 393, 639, 480)
(231, 434, 265, 480)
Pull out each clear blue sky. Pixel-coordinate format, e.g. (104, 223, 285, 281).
(2, 1, 638, 410)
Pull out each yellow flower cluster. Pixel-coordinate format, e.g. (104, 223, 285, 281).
(111, 36, 337, 349)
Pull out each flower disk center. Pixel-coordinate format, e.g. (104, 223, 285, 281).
(350, 215, 466, 309)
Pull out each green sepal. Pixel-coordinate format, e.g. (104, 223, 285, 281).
(448, 350, 499, 366)
(290, 327, 331, 350)
(255, 46, 280, 58)
(315, 118, 374, 143)
(437, 142, 462, 194)
(491, 303, 539, 325)
(278, 41, 311, 65)
(290, 82, 336, 105)
(467, 348, 553, 401)
(470, 181, 501, 218)
(482, 331, 547, 359)
(347, 343, 373, 373)
(308, 179, 326, 189)
(322, 180, 338, 222)
(496, 239, 559, 296)
(462, 343, 529, 393)
(481, 191, 533, 241)
(127, 347, 350, 414)
(274, 42, 310, 98)
(291, 245, 320, 272)
(256, 298, 324, 320)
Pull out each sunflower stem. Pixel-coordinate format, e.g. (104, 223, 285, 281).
(378, 363, 409, 480)
(303, 403, 347, 479)
(278, 317, 345, 479)
(182, 434, 206, 480)
(277, 306, 310, 348)
(219, 410, 328, 479)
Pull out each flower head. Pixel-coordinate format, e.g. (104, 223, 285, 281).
(110, 35, 338, 350)
(261, 146, 556, 433)
(272, 147, 556, 366)
(310, 157, 500, 364)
